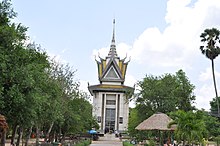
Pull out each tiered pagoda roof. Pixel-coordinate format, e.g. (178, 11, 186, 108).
(88, 19, 134, 96)
(95, 19, 130, 84)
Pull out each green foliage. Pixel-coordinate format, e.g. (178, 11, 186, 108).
(45, 61, 98, 135)
(123, 141, 133, 146)
(0, 0, 50, 130)
(128, 70, 196, 141)
(135, 69, 195, 116)
(199, 110, 220, 139)
(174, 70, 196, 111)
(61, 97, 92, 134)
(210, 96, 220, 117)
(128, 108, 142, 137)
(0, 0, 97, 143)
(169, 110, 208, 145)
(74, 139, 91, 146)
(125, 88, 135, 103)
(0, 0, 17, 25)
(213, 136, 220, 146)
(148, 139, 156, 146)
(200, 28, 220, 60)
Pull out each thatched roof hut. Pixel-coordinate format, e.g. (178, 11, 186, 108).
(135, 112, 175, 131)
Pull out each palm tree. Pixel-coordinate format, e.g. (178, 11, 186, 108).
(169, 110, 207, 146)
(200, 28, 220, 117)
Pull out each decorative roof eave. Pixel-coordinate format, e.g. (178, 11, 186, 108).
(88, 84, 134, 96)
(125, 56, 131, 64)
(95, 53, 106, 64)
(121, 53, 127, 62)
(98, 53, 105, 61)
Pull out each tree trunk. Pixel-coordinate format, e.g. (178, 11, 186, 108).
(58, 127, 62, 142)
(61, 133, 65, 143)
(11, 124, 18, 146)
(24, 126, 32, 146)
(211, 59, 220, 116)
(16, 127, 23, 146)
(44, 122, 54, 142)
(35, 126, 39, 146)
(1, 129, 6, 146)
(50, 132, 55, 143)
(183, 140, 186, 146)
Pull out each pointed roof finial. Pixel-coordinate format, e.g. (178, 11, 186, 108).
(108, 19, 117, 57)
(112, 19, 115, 43)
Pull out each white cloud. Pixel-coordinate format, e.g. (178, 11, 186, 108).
(48, 53, 68, 64)
(197, 66, 220, 110)
(129, 0, 220, 69)
(124, 74, 137, 87)
(79, 80, 89, 93)
(117, 43, 132, 59)
(195, 84, 215, 110)
(92, 47, 108, 60)
(91, 0, 220, 110)
(129, 0, 220, 110)
(199, 67, 220, 82)
(61, 48, 69, 53)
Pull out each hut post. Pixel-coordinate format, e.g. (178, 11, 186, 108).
(0, 115, 8, 146)
(0, 131, 6, 146)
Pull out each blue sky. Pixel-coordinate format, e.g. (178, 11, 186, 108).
(12, 0, 220, 110)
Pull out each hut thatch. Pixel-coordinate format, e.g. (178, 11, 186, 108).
(135, 112, 175, 131)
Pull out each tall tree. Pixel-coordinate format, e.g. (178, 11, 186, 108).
(132, 70, 195, 141)
(174, 70, 196, 111)
(0, 1, 97, 146)
(136, 69, 195, 115)
(200, 28, 220, 117)
(0, 1, 50, 145)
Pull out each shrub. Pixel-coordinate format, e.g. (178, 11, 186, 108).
(123, 141, 133, 146)
(148, 139, 156, 146)
(74, 139, 91, 146)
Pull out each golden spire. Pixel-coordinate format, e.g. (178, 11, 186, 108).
(108, 19, 117, 57)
